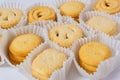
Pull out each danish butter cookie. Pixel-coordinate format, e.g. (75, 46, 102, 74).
(49, 24, 83, 47)
(28, 6, 56, 23)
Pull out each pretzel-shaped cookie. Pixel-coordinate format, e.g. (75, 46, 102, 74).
(94, 0, 120, 14)
(28, 6, 56, 23)
(0, 9, 23, 29)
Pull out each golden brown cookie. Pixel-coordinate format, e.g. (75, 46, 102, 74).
(9, 34, 42, 65)
(0, 9, 23, 29)
(60, 1, 84, 21)
(32, 48, 67, 80)
(49, 24, 83, 47)
(94, 0, 120, 14)
(86, 16, 118, 36)
(79, 42, 112, 73)
(0, 35, 2, 41)
(28, 6, 56, 23)
(79, 60, 97, 73)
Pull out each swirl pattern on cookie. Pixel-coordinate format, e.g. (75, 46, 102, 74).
(94, 0, 120, 14)
(28, 6, 56, 23)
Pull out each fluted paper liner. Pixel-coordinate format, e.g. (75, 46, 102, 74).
(44, 16, 97, 48)
(71, 33, 120, 80)
(17, 41, 73, 80)
(30, 21, 55, 28)
(0, 2, 27, 30)
(0, 29, 7, 65)
(25, 1, 61, 25)
(1, 25, 48, 67)
(80, 11, 120, 40)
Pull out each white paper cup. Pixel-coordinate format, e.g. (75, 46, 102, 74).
(1, 25, 48, 67)
(29, 20, 55, 28)
(0, 29, 7, 65)
(80, 11, 120, 40)
(71, 33, 120, 80)
(0, 2, 27, 30)
(44, 16, 97, 48)
(25, 1, 61, 25)
(17, 41, 74, 80)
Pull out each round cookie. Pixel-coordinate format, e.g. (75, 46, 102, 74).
(9, 52, 25, 62)
(79, 42, 112, 66)
(79, 60, 97, 73)
(0, 9, 23, 29)
(86, 16, 118, 36)
(9, 33, 42, 65)
(94, 0, 120, 14)
(49, 24, 83, 47)
(28, 6, 56, 23)
(32, 48, 67, 80)
(60, 1, 84, 21)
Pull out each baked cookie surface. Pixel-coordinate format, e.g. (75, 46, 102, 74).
(79, 42, 112, 73)
(9, 33, 42, 65)
(49, 24, 83, 47)
(0, 9, 23, 29)
(94, 0, 120, 14)
(60, 1, 84, 21)
(28, 6, 56, 23)
(86, 16, 118, 36)
(79, 42, 112, 66)
(32, 48, 67, 80)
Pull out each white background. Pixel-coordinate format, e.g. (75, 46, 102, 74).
(0, 0, 120, 80)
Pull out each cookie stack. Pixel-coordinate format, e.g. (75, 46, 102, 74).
(79, 42, 112, 73)
(9, 34, 42, 65)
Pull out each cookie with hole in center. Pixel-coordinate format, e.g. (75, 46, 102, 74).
(0, 9, 23, 29)
(28, 6, 56, 23)
(49, 24, 83, 47)
(94, 0, 120, 14)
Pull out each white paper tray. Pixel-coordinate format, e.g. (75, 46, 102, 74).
(0, 0, 120, 80)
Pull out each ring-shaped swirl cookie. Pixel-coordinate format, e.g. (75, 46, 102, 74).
(94, 0, 120, 14)
(28, 6, 56, 23)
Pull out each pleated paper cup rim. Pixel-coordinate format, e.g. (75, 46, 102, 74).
(79, 11, 120, 40)
(0, 29, 6, 65)
(1, 25, 48, 67)
(17, 41, 74, 80)
(24, 1, 61, 25)
(43, 16, 97, 48)
(29, 20, 55, 28)
(0, 2, 27, 30)
(71, 33, 120, 80)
